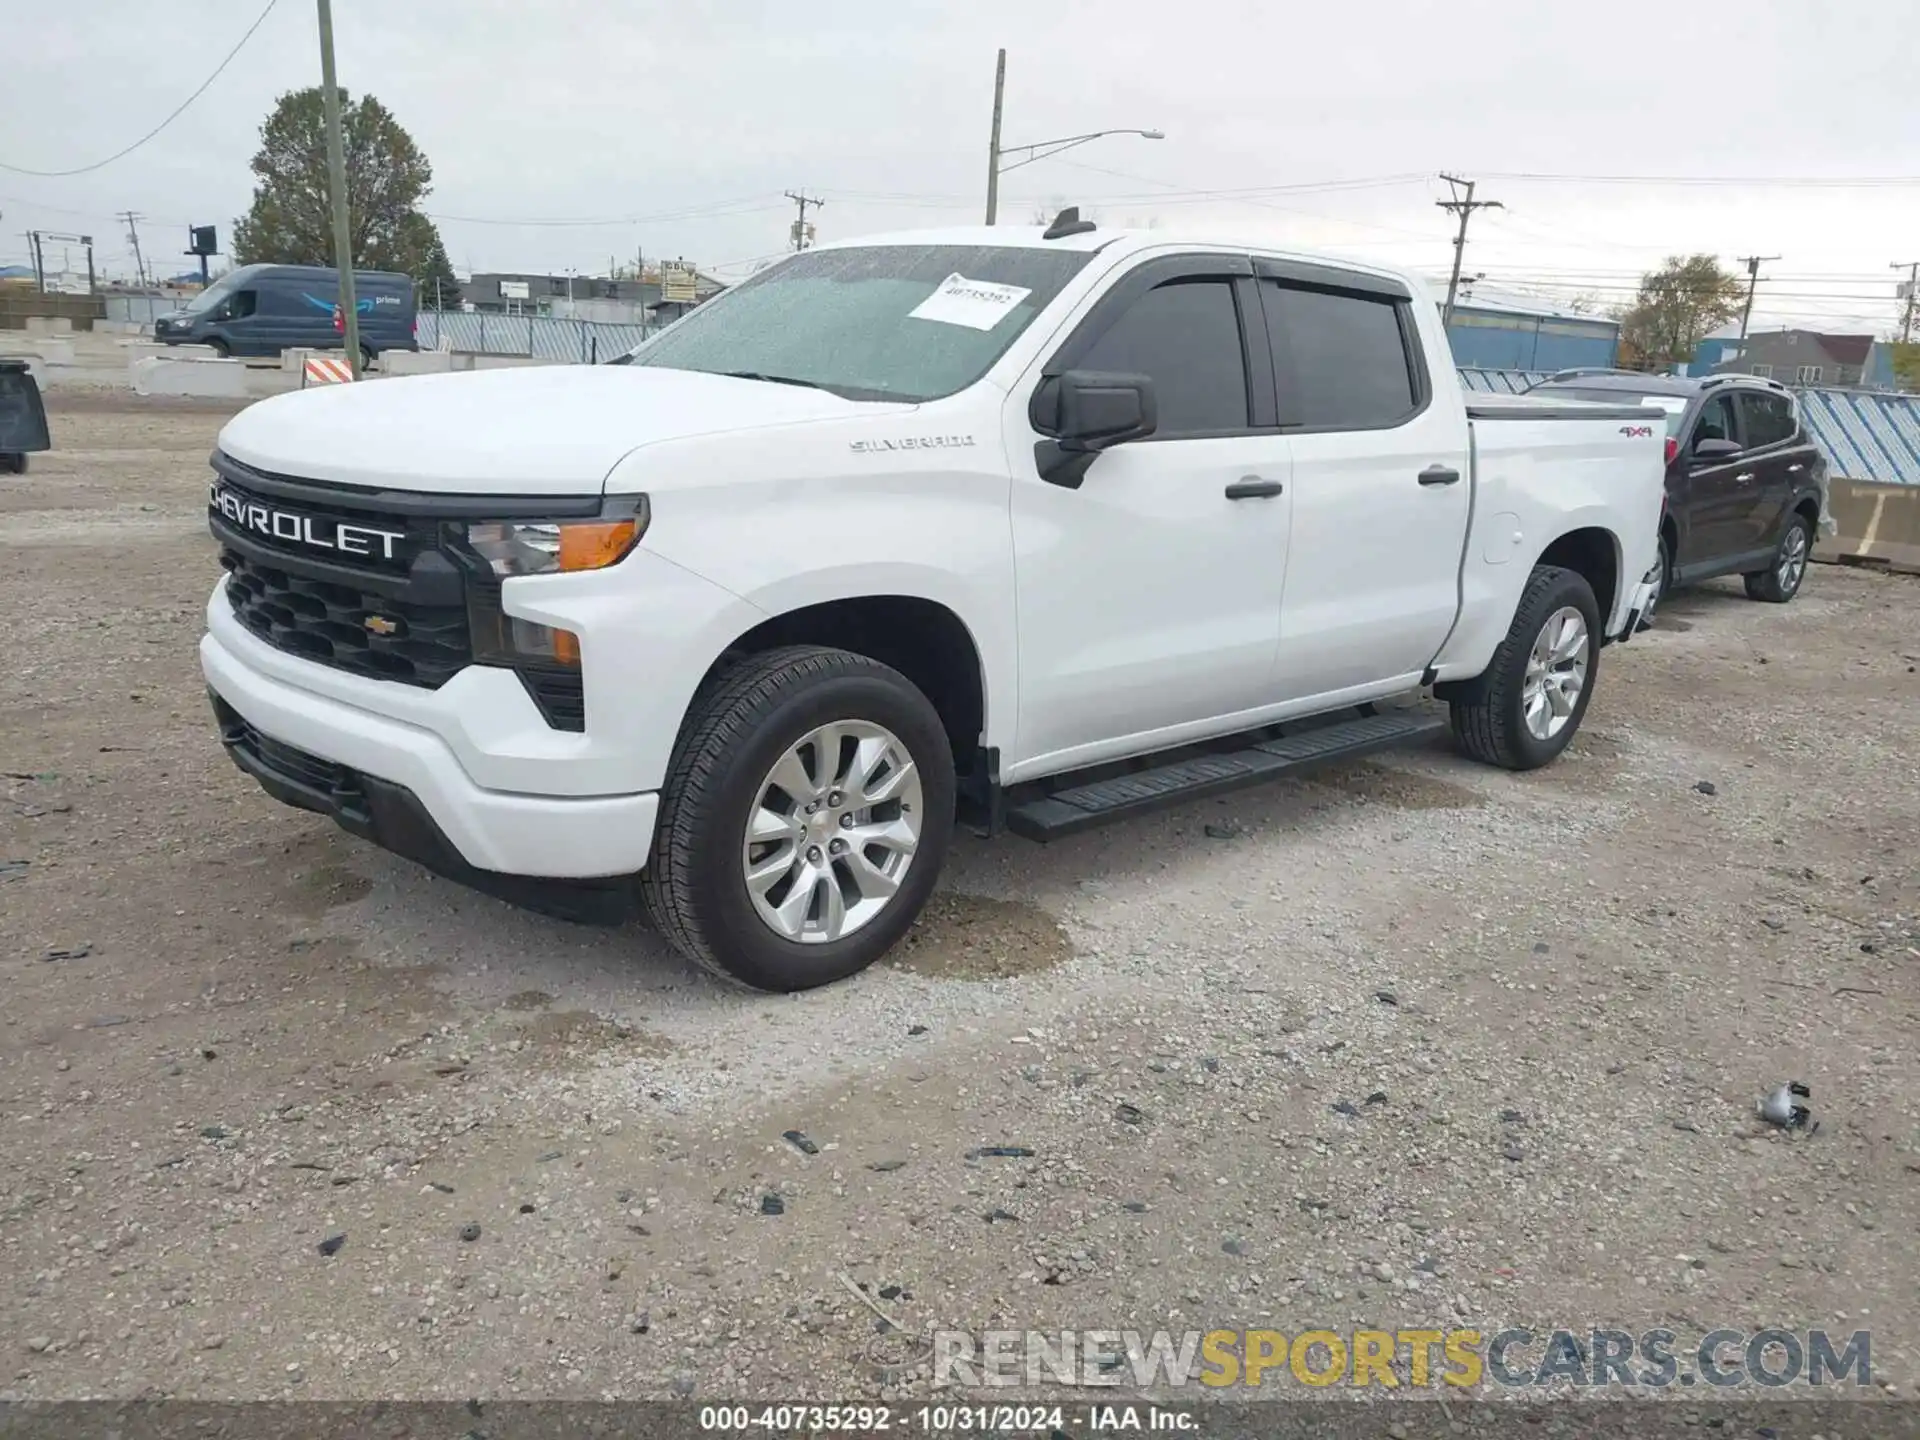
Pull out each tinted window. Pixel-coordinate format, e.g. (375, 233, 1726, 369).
(1077, 278, 1250, 434)
(1738, 391, 1795, 448)
(229, 290, 258, 319)
(1693, 394, 1739, 447)
(1264, 282, 1416, 429)
(626, 244, 1092, 402)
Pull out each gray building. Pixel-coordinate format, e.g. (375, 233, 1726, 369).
(1713, 329, 1877, 388)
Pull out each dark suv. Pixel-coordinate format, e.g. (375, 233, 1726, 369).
(1525, 370, 1832, 617)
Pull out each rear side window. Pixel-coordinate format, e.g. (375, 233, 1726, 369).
(1738, 390, 1796, 449)
(1692, 394, 1739, 447)
(1075, 278, 1250, 435)
(1263, 282, 1417, 430)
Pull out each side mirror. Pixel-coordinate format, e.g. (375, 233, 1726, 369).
(1692, 437, 1741, 462)
(1034, 370, 1157, 489)
(1057, 369, 1157, 451)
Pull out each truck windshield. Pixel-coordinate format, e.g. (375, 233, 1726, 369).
(621, 245, 1093, 402)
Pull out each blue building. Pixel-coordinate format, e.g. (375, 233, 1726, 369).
(1437, 283, 1620, 372)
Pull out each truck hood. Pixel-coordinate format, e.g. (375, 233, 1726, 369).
(217, 364, 910, 494)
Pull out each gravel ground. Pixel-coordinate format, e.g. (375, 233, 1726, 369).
(1, 392, 1916, 1410)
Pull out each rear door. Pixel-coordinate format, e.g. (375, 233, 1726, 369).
(1257, 259, 1472, 700)
(1734, 388, 1799, 549)
(1676, 392, 1750, 568)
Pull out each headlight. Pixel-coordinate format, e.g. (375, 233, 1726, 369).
(465, 503, 646, 578)
(460, 497, 648, 673)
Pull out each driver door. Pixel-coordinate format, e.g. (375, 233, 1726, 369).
(1006, 254, 1293, 777)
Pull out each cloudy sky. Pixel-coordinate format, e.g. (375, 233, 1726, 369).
(5, 0, 1917, 333)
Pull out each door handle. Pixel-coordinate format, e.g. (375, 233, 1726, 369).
(1418, 464, 1461, 486)
(1224, 476, 1284, 499)
(1734, 472, 1755, 484)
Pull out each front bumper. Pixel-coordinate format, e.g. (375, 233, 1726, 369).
(201, 624, 658, 881)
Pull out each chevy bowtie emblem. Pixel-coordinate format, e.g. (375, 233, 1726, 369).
(364, 614, 403, 637)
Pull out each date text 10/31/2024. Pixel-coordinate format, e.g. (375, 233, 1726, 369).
(698, 1405, 1195, 1432)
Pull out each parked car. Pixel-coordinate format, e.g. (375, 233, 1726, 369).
(1525, 370, 1834, 617)
(199, 215, 1663, 992)
(154, 264, 416, 365)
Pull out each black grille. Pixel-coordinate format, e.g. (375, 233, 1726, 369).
(221, 550, 471, 687)
(214, 696, 368, 821)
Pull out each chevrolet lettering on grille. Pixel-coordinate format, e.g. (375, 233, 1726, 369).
(210, 483, 407, 562)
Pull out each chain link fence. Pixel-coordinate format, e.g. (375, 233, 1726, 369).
(415, 310, 654, 363)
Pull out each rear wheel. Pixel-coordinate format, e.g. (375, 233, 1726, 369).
(1448, 565, 1600, 771)
(640, 645, 955, 991)
(0, 453, 25, 475)
(359, 345, 377, 372)
(1744, 514, 1811, 603)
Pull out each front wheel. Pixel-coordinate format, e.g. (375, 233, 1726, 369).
(1744, 514, 1811, 603)
(1448, 565, 1601, 771)
(1641, 530, 1672, 628)
(204, 338, 230, 359)
(639, 645, 955, 991)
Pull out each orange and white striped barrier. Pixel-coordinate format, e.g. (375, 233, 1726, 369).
(302, 355, 355, 387)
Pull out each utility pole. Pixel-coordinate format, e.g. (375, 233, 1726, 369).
(984, 48, 1007, 225)
(316, 0, 362, 377)
(785, 190, 824, 252)
(121, 211, 148, 288)
(28, 231, 44, 293)
(1436, 175, 1501, 326)
(1894, 260, 1919, 345)
(1736, 254, 1780, 341)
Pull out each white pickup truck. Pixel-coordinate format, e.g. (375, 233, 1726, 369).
(201, 215, 1664, 991)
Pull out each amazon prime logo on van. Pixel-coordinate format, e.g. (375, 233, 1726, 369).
(849, 435, 977, 455)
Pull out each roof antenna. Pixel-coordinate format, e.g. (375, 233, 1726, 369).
(1042, 206, 1096, 240)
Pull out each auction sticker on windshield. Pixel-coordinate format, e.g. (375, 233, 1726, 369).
(908, 273, 1033, 331)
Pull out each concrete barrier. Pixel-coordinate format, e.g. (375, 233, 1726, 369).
(8, 336, 74, 366)
(125, 340, 216, 365)
(23, 316, 73, 336)
(381, 349, 455, 376)
(1815, 479, 1920, 576)
(129, 354, 251, 399)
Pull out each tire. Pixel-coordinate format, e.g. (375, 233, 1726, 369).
(1743, 513, 1811, 604)
(639, 645, 955, 992)
(205, 338, 230, 359)
(0, 453, 24, 476)
(1448, 565, 1601, 772)
(360, 346, 377, 372)
(1641, 530, 1672, 628)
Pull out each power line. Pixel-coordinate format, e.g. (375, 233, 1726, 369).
(428, 197, 786, 228)
(1481, 170, 1920, 189)
(0, 0, 281, 177)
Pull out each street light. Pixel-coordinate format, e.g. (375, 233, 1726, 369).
(982, 51, 1164, 224)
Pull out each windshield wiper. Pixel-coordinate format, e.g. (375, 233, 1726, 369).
(718, 370, 830, 391)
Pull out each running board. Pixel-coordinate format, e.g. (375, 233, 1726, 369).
(1003, 710, 1448, 842)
